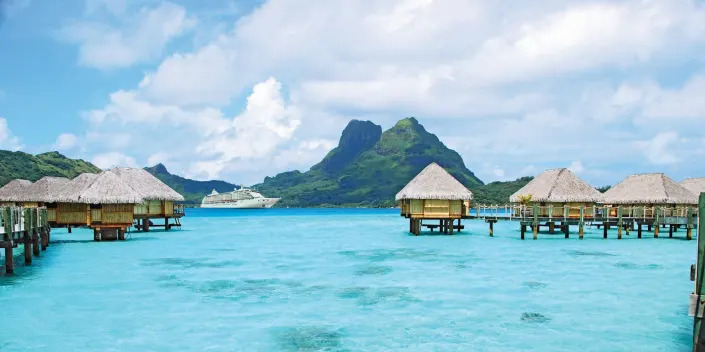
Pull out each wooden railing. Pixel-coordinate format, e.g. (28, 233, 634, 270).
(469, 204, 699, 221)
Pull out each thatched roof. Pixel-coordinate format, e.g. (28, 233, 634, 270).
(77, 171, 143, 204)
(0, 179, 33, 202)
(395, 163, 473, 201)
(20, 176, 71, 202)
(110, 167, 184, 201)
(55, 173, 100, 203)
(510, 168, 603, 203)
(681, 178, 705, 196)
(604, 173, 698, 205)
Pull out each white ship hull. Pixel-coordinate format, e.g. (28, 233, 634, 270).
(201, 197, 280, 209)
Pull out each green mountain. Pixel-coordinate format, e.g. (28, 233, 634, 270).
(256, 117, 484, 207)
(0, 150, 101, 186)
(144, 163, 237, 205)
(472, 176, 533, 205)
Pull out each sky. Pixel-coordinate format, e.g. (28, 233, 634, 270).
(0, 0, 704, 187)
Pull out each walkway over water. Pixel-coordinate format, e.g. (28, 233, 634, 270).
(0, 207, 50, 274)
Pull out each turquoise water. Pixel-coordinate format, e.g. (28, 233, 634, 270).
(0, 208, 696, 351)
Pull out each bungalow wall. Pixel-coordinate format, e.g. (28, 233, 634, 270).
(134, 200, 175, 217)
(399, 199, 466, 218)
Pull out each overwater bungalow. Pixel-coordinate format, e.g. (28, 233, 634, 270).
(19, 176, 71, 208)
(509, 168, 604, 218)
(603, 173, 698, 238)
(0, 179, 33, 206)
(109, 168, 185, 231)
(47, 171, 142, 240)
(681, 178, 705, 196)
(396, 162, 473, 235)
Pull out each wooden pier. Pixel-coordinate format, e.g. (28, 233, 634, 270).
(467, 204, 698, 240)
(1, 207, 50, 274)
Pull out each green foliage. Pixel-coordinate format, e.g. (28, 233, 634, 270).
(471, 176, 533, 205)
(0, 150, 101, 186)
(255, 117, 484, 207)
(596, 185, 611, 193)
(144, 164, 237, 205)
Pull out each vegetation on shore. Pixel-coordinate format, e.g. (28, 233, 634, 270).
(0, 151, 100, 186)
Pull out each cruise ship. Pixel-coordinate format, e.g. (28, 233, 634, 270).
(201, 188, 280, 209)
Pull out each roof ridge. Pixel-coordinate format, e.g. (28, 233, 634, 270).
(545, 168, 564, 200)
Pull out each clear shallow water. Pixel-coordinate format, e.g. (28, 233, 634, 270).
(0, 208, 696, 351)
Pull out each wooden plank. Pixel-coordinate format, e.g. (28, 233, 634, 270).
(693, 193, 705, 350)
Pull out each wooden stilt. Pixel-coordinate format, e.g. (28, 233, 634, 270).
(603, 224, 608, 239)
(489, 221, 494, 237)
(579, 224, 584, 239)
(669, 225, 673, 238)
(449, 219, 454, 235)
(520, 225, 525, 240)
(409, 219, 413, 233)
(5, 245, 13, 274)
(648, 224, 652, 232)
(637, 223, 642, 239)
(457, 219, 462, 232)
(617, 207, 623, 239)
(24, 238, 32, 265)
(688, 228, 693, 241)
(533, 224, 538, 240)
(68, 226, 72, 234)
(164, 217, 170, 231)
(93, 229, 100, 241)
(549, 222, 555, 234)
(118, 229, 125, 241)
(618, 226, 623, 239)
(564, 224, 569, 239)
(654, 225, 659, 238)
(32, 233, 39, 257)
(144, 220, 150, 232)
(41, 230, 47, 251)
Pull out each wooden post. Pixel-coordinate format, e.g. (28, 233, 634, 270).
(618, 206, 623, 239)
(579, 205, 585, 239)
(489, 221, 494, 237)
(669, 225, 674, 238)
(24, 234, 32, 265)
(118, 229, 125, 241)
(654, 207, 660, 238)
(40, 229, 47, 251)
(693, 193, 705, 349)
(520, 224, 525, 240)
(144, 220, 150, 232)
(688, 207, 694, 241)
(549, 222, 555, 234)
(409, 219, 413, 233)
(93, 229, 100, 241)
(68, 226, 72, 234)
(164, 217, 170, 231)
(32, 231, 39, 257)
(4, 245, 13, 274)
(533, 204, 538, 240)
(638, 223, 642, 239)
(564, 224, 570, 239)
(449, 219, 454, 235)
(603, 223, 608, 239)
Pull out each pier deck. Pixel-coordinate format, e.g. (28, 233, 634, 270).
(463, 204, 698, 239)
(1, 207, 50, 274)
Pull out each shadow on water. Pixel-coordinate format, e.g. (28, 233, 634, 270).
(521, 312, 551, 323)
(614, 261, 662, 270)
(338, 286, 419, 306)
(524, 281, 548, 289)
(50, 237, 160, 245)
(338, 248, 437, 262)
(270, 326, 346, 352)
(141, 257, 243, 269)
(565, 250, 617, 257)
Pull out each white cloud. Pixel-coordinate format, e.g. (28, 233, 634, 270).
(0, 117, 21, 151)
(146, 152, 172, 167)
(54, 133, 78, 150)
(568, 161, 584, 174)
(91, 152, 137, 169)
(635, 131, 681, 165)
(61, 2, 195, 69)
(272, 139, 336, 169)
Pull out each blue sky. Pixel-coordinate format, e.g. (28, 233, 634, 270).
(0, 0, 704, 187)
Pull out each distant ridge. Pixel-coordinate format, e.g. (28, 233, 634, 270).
(255, 117, 484, 207)
(144, 163, 237, 205)
(0, 150, 101, 186)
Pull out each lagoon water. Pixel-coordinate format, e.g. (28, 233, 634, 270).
(0, 208, 695, 351)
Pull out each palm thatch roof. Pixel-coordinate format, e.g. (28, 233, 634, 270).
(604, 173, 698, 205)
(54, 173, 100, 203)
(77, 171, 143, 204)
(0, 179, 33, 202)
(509, 168, 603, 203)
(20, 176, 71, 203)
(110, 167, 184, 201)
(681, 178, 705, 197)
(395, 163, 473, 201)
